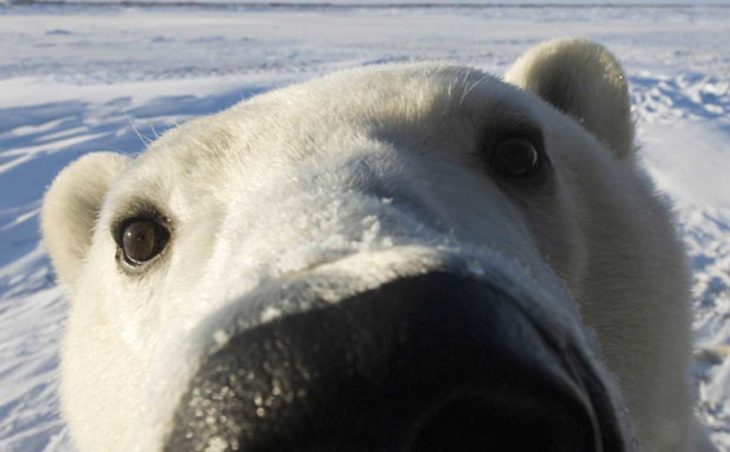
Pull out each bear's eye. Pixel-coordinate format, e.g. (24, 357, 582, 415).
(489, 138, 544, 178)
(119, 218, 170, 265)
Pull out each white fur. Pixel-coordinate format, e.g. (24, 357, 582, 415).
(42, 39, 707, 451)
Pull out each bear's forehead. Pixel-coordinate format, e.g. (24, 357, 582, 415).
(112, 63, 548, 211)
(143, 63, 540, 165)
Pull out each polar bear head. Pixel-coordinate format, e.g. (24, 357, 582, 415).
(42, 39, 693, 452)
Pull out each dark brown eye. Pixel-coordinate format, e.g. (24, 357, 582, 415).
(490, 138, 543, 178)
(120, 219, 169, 265)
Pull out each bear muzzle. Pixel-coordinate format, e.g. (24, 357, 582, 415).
(164, 264, 633, 452)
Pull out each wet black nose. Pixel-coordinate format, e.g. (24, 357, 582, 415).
(165, 271, 627, 452)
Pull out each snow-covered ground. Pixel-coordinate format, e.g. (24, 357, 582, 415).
(0, 3, 728, 451)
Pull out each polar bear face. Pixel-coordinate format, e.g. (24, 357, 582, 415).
(42, 40, 693, 452)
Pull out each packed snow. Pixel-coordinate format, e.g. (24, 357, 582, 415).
(0, 2, 728, 451)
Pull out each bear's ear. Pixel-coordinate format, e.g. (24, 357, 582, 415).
(505, 38, 634, 159)
(41, 152, 130, 287)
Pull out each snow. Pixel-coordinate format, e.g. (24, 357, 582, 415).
(0, 2, 728, 450)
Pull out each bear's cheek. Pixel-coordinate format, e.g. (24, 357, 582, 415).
(508, 127, 593, 299)
(69, 238, 162, 355)
(523, 181, 587, 300)
(61, 281, 151, 449)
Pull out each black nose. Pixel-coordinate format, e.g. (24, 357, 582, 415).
(165, 271, 629, 452)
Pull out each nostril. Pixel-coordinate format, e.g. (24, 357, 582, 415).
(406, 394, 518, 452)
(405, 388, 597, 452)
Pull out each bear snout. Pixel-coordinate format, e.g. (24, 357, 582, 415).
(165, 269, 630, 452)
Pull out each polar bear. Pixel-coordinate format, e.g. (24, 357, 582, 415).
(41, 39, 710, 452)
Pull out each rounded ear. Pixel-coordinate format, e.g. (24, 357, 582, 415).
(505, 38, 634, 159)
(41, 152, 130, 288)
